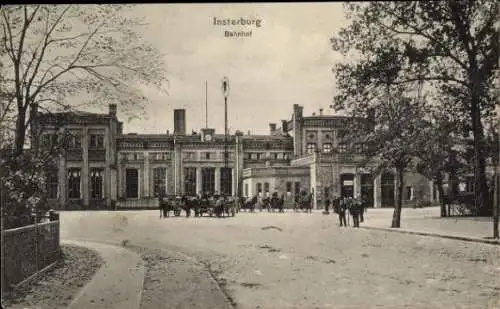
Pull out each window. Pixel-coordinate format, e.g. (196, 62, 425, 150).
(184, 167, 197, 195)
(41, 134, 56, 148)
(153, 168, 167, 196)
(68, 168, 81, 199)
(257, 183, 262, 195)
(125, 168, 139, 198)
(205, 152, 211, 159)
(322, 143, 332, 153)
(126, 153, 144, 161)
(306, 143, 316, 154)
(294, 182, 300, 195)
(153, 152, 170, 161)
(90, 168, 104, 199)
(406, 186, 413, 201)
(89, 134, 104, 149)
(286, 182, 292, 193)
(201, 168, 215, 195)
(220, 167, 232, 196)
(46, 170, 58, 199)
(245, 183, 249, 197)
(264, 182, 270, 195)
(68, 133, 82, 149)
(338, 143, 347, 153)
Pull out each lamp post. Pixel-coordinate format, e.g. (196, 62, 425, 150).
(221, 77, 230, 195)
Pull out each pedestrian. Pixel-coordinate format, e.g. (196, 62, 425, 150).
(323, 196, 331, 215)
(349, 197, 361, 228)
(360, 194, 367, 223)
(338, 197, 347, 227)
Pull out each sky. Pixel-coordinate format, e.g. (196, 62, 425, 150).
(112, 3, 348, 135)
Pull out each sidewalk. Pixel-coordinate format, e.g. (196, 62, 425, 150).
(62, 240, 145, 309)
(359, 207, 500, 245)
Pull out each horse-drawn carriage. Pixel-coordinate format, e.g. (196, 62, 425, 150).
(196, 195, 236, 217)
(294, 192, 313, 213)
(159, 195, 184, 217)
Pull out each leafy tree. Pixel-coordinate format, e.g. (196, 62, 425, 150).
(414, 108, 467, 218)
(338, 82, 426, 228)
(0, 5, 167, 156)
(331, 1, 498, 223)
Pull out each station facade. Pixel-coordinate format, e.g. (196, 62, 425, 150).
(33, 104, 439, 210)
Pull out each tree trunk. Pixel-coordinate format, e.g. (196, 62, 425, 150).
(391, 167, 405, 228)
(436, 176, 447, 217)
(14, 106, 27, 156)
(494, 169, 499, 239)
(470, 83, 490, 216)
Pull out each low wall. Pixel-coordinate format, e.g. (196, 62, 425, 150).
(117, 197, 159, 209)
(1, 220, 61, 292)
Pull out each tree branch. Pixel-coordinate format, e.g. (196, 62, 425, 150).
(384, 6, 469, 71)
(25, 5, 71, 107)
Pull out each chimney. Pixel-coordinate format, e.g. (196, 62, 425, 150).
(319, 108, 323, 116)
(247, 130, 251, 135)
(173, 109, 186, 135)
(312, 112, 316, 116)
(281, 120, 288, 134)
(109, 104, 117, 116)
(269, 123, 276, 135)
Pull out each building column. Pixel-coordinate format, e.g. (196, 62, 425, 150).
(58, 152, 67, 208)
(232, 168, 237, 197)
(374, 173, 382, 208)
(174, 143, 182, 195)
(82, 127, 89, 207)
(215, 167, 221, 194)
(143, 151, 150, 198)
(196, 167, 202, 195)
(354, 172, 362, 199)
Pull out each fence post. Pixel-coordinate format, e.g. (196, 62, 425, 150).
(35, 213, 39, 273)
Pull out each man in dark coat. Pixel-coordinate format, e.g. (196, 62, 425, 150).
(349, 197, 361, 228)
(337, 197, 347, 227)
(323, 196, 331, 215)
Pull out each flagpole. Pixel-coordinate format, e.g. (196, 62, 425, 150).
(205, 80, 208, 129)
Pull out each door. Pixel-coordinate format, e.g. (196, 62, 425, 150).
(125, 168, 139, 198)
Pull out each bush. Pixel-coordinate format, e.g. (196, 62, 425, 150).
(1, 147, 55, 230)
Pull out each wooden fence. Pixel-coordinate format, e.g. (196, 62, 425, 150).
(1, 220, 61, 292)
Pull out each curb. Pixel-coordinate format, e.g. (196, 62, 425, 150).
(360, 226, 500, 246)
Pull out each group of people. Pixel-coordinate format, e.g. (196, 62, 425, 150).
(323, 196, 367, 228)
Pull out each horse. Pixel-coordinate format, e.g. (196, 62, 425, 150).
(240, 195, 258, 212)
(300, 193, 313, 213)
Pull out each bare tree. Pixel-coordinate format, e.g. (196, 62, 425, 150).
(0, 5, 168, 156)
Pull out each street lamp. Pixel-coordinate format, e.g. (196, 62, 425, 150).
(221, 77, 230, 196)
(221, 77, 229, 168)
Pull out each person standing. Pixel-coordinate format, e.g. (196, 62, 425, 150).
(323, 196, 331, 215)
(360, 194, 367, 223)
(349, 197, 361, 228)
(338, 197, 348, 227)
